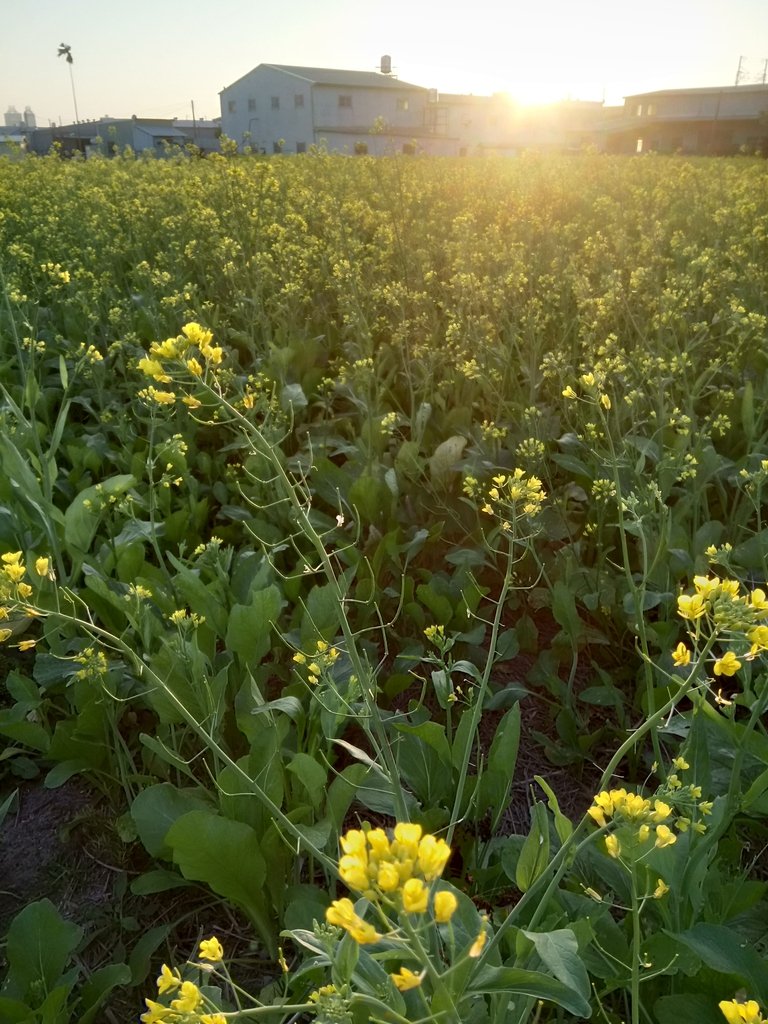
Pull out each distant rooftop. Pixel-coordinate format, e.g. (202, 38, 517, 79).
(223, 63, 426, 93)
(625, 83, 768, 99)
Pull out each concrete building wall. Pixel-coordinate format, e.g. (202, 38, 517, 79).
(221, 66, 315, 151)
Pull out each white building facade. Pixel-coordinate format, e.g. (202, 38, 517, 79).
(219, 63, 457, 155)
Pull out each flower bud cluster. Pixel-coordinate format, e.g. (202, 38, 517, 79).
(325, 823, 456, 946)
(141, 937, 226, 1023)
(0, 552, 51, 647)
(676, 573, 768, 678)
(293, 639, 340, 685)
(588, 788, 677, 859)
(463, 468, 545, 526)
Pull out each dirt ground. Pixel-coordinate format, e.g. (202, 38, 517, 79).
(0, 779, 114, 937)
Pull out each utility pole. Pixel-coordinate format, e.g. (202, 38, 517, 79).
(57, 44, 80, 127)
(735, 55, 745, 86)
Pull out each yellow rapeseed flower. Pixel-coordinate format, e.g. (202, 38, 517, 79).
(156, 963, 181, 994)
(693, 575, 720, 598)
(401, 878, 429, 914)
(678, 593, 707, 619)
(137, 357, 170, 382)
(714, 651, 741, 676)
(433, 890, 458, 923)
(654, 825, 676, 849)
(181, 322, 213, 348)
(3, 563, 26, 582)
(198, 936, 224, 962)
(326, 898, 380, 944)
(377, 861, 400, 893)
(390, 967, 423, 991)
(653, 878, 670, 899)
(417, 833, 451, 880)
(34, 557, 50, 577)
(170, 981, 203, 1013)
(140, 998, 169, 1023)
(719, 1000, 764, 1024)
(469, 919, 488, 957)
(605, 834, 621, 859)
(672, 643, 691, 667)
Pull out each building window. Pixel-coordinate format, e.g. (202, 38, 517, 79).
(338, 94, 352, 108)
(248, 98, 256, 112)
(296, 141, 306, 153)
(271, 96, 280, 110)
(636, 138, 643, 153)
(636, 103, 643, 116)
(227, 100, 236, 114)
(646, 103, 656, 116)
(396, 98, 409, 111)
(294, 93, 304, 108)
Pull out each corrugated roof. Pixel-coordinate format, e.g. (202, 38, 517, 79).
(136, 125, 188, 138)
(225, 63, 426, 92)
(624, 83, 768, 100)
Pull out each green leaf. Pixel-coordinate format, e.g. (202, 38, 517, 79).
(165, 809, 271, 943)
(130, 870, 194, 896)
(742, 766, 768, 812)
(394, 719, 452, 767)
(301, 581, 342, 643)
(128, 924, 172, 985)
(3, 899, 82, 1000)
(348, 472, 392, 527)
(64, 474, 136, 550)
(655, 995, 723, 1024)
(131, 783, 213, 859)
(478, 703, 521, 829)
(332, 930, 360, 988)
(79, 962, 132, 1024)
(672, 924, 768, 1002)
(489, 703, 521, 776)
(467, 965, 591, 1017)
(516, 801, 551, 892)
(281, 382, 308, 411)
(495, 628, 520, 661)
(429, 435, 467, 486)
(287, 752, 328, 811)
(226, 584, 282, 663)
(534, 776, 574, 844)
(521, 928, 590, 1002)
(552, 580, 584, 642)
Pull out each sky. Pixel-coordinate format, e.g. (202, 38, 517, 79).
(3, 0, 767, 126)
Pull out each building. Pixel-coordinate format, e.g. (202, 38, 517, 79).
(1, 107, 37, 156)
(28, 116, 216, 157)
(173, 119, 221, 154)
(4, 106, 23, 127)
(219, 62, 457, 155)
(426, 93, 514, 154)
(605, 84, 768, 155)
